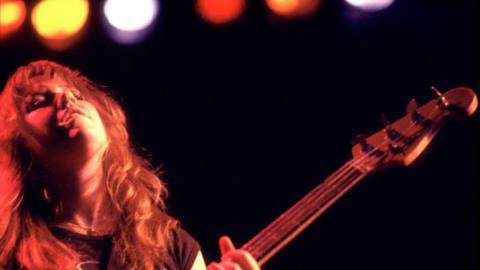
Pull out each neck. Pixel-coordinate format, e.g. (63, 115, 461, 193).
(42, 155, 116, 235)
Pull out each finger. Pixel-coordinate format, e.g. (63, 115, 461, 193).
(70, 105, 91, 119)
(218, 261, 242, 270)
(222, 250, 260, 270)
(219, 235, 236, 256)
(61, 116, 75, 128)
(61, 107, 74, 125)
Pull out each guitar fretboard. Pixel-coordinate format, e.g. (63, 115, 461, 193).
(241, 160, 372, 266)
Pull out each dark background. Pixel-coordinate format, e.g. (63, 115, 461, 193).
(1, 0, 478, 269)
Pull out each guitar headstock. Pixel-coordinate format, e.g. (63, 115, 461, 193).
(351, 87, 478, 172)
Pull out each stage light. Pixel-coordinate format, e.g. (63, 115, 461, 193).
(0, 0, 26, 39)
(104, 0, 158, 31)
(266, 0, 299, 16)
(196, 0, 246, 25)
(266, 0, 321, 18)
(31, 0, 89, 50)
(345, 0, 394, 12)
(103, 0, 159, 43)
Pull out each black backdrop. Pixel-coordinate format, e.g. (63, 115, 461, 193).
(1, 0, 478, 269)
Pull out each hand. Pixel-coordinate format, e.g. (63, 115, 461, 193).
(207, 236, 260, 270)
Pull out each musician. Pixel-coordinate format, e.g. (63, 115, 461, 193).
(0, 60, 260, 270)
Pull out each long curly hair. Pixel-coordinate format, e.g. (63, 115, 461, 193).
(0, 60, 177, 269)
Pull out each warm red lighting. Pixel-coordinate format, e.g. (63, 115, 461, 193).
(0, 0, 26, 39)
(296, 0, 322, 17)
(266, 0, 321, 18)
(196, 0, 246, 25)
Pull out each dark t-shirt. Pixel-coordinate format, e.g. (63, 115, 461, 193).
(50, 226, 200, 270)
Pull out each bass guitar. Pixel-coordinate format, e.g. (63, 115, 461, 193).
(240, 86, 478, 266)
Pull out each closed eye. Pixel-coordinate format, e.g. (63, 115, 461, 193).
(25, 91, 54, 113)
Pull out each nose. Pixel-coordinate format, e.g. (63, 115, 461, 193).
(54, 91, 75, 110)
(54, 91, 77, 126)
(54, 92, 68, 110)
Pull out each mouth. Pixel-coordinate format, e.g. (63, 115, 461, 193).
(54, 114, 82, 139)
(56, 106, 91, 129)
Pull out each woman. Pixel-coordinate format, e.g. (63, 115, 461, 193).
(0, 60, 260, 270)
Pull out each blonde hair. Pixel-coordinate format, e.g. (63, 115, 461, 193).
(0, 60, 177, 269)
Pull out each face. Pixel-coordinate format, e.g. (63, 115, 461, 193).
(20, 75, 108, 168)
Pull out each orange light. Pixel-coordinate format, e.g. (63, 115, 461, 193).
(266, 0, 321, 18)
(266, 0, 299, 16)
(196, 0, 246, 25)
(0, 0, 26, 39)
(31, 0, 89, 50)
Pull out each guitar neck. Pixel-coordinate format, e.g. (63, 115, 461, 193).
(238, 87, 478, 267)
(241, 159, 372, 266)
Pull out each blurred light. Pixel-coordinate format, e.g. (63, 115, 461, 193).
(104, 0, 158, 31)
(31, 0, 89, 50)
(0, 0, 26, 39)
(266, 0, 299, 16)
(345, 0, 394, 12)
(103, 0, 159, 44)
(295, 0, 321, 17)
(196, 0, 246, 25)
(266, 0, 321, 18)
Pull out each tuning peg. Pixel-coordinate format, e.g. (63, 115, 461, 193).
(381, 114, 401, 140)
(388, 143, 404, 155)
(406, 99, 418, 114)
(431, 86, 449, 108)
(353, 133, 373, 152)
(406, 98, 427, 124)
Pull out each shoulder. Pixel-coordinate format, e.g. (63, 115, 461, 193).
(166, 226, 202, 270)
(171, 226, 199, 248)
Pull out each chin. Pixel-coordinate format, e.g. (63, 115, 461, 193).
(68, 127, 81, 138)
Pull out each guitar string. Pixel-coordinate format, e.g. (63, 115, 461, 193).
(243, 122, 413, 257)
(249, 170, 369, 263)
(243, 149, 387, 256)
(242, 151, 376, 253)
(245, 106, 443, 259)
(243, 145, 381, 255)
(241, 161, 362, 255)
(243, 134, 390, 255)
(243, 156, 373, 257)
(243, 106, 440, 259)
(242, 107, 435, 255)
